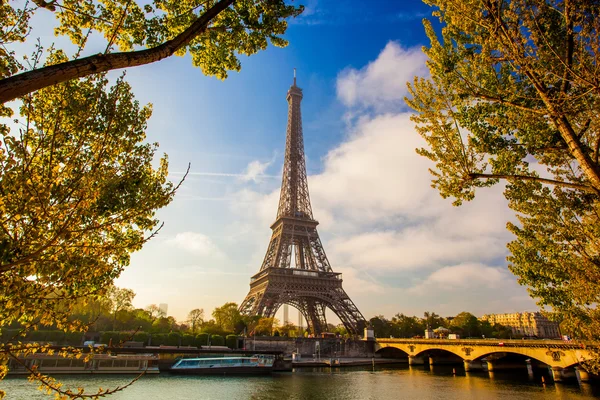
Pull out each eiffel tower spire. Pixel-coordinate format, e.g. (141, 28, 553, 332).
(276, 68, 313, 221)
(239, 74, 366, 335)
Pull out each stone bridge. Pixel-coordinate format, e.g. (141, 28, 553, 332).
(375, 338, 596, 381)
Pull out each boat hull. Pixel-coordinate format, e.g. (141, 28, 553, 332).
(170, 366, 272, 375)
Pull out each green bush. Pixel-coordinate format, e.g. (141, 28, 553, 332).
(150, 333, 167, 346)
(181, 334, 195, 346)
(133, 332, 149, 345)
(226, 335, 238, 349)
(28, 330, 48, 342)
(64, 331, 84, 346)
(45, 330, 65, 343)
(99, 331, 119, 345)
(195, 333, 209, 347)
(167, 332, 181, 346)
(210, 334, 224, 346)
(1, 328, 21, 342)
(119, 332, 134, 343)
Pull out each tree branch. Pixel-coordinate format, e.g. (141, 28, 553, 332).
(0, 0, 235, 104)
(561, 0, 574, 94)
(468, 172, 597, 193)
(471, 90, 546, 115)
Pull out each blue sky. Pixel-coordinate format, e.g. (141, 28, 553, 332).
(23, 1, 537, 323)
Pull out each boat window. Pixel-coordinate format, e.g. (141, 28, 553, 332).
(55, 359, 72, 368)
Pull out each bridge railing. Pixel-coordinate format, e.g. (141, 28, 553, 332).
(376, 338, 595, 350)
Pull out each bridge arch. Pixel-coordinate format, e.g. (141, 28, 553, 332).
(375, 347, 409, 359)
(413, 347, 464, 360)
(470, 350, 548, 366)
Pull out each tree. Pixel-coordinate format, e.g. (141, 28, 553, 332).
(70, 296, 111, 327)
(253, 317, 279, 336)
(187, 308, 205, 333)
(422, 311, 445, 330)
(391, 314, 425, 338)
(0, 70, 177, 396)
(406, 0, 600, 355)
(450, 312, 480, 338)
(0, 0, 303, 103)
(152, 316, 178, 333)
(145, 304, 166, 323)
(107, 286, 135, 330)
(212, 302, 242, 333)
(369, 315, 392, 338)
(278, 322, 298, 337)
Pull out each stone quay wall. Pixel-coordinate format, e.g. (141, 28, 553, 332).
(241, 337, 374, 358)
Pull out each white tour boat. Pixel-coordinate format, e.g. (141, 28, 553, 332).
(170, 354, 275, 375)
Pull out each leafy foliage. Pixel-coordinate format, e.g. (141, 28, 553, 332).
(0, 61, 177, 397)
(212, 302, 242, 333)
(0, 0, 303, 102)
(187, 308, 204, 333)
(0, 71, 174, 332)
(406, 0, 600, 365)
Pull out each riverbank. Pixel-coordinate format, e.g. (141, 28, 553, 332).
(291, 357, 405, 368)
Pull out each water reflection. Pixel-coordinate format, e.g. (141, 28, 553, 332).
(2, 366, 599, 400)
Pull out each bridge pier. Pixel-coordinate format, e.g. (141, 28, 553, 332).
(486, 360, 496, 372)
(463, 360, 483, 372)
(428, 355, 462, 365)
(526, 359, 534, 380)
(576, 367, 590, 382)
(408, 356, 424, 365)
(551, 366, 564, 382)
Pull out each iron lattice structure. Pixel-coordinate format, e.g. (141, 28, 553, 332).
(239, 76, 366, 335)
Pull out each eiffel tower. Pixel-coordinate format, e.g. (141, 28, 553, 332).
(239, 72, 366, 335)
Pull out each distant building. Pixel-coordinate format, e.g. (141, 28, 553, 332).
(159, 303, 168, 316)
(283, 304, 289, 325)
(480, 312, 560, 338)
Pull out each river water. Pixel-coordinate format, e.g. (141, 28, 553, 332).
(2, 366, 600, 399)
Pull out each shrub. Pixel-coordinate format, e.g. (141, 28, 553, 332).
(181, 334, 195, 346)
(133, 332, 149, 345)
(210, 334, 224, 346)
(150, 333, 167, 346)
(195, 333, 209, 347)
(45, 330, 65, 343)
(65, 331, 84, 346)
(1, 328, 21, 342)
(99, 331, 119, 345)
(119, 332, 134, 343)
(226, 335, 238, 349)
(167, 332, 181, 346)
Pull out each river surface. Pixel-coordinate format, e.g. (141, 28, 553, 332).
(2, 366, 600, 399)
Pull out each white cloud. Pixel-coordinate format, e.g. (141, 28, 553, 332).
(241, 159, 274, 183)
(336, 266, 384, 294)
(408, 263, 510, 295)
(336, 42, 428, 110)
(210, 41, 531, 319)
(328, 227, 506, 271)
(166, 232, 224, 258)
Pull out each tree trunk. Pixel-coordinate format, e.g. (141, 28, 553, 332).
(0, 0, 235, 104)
